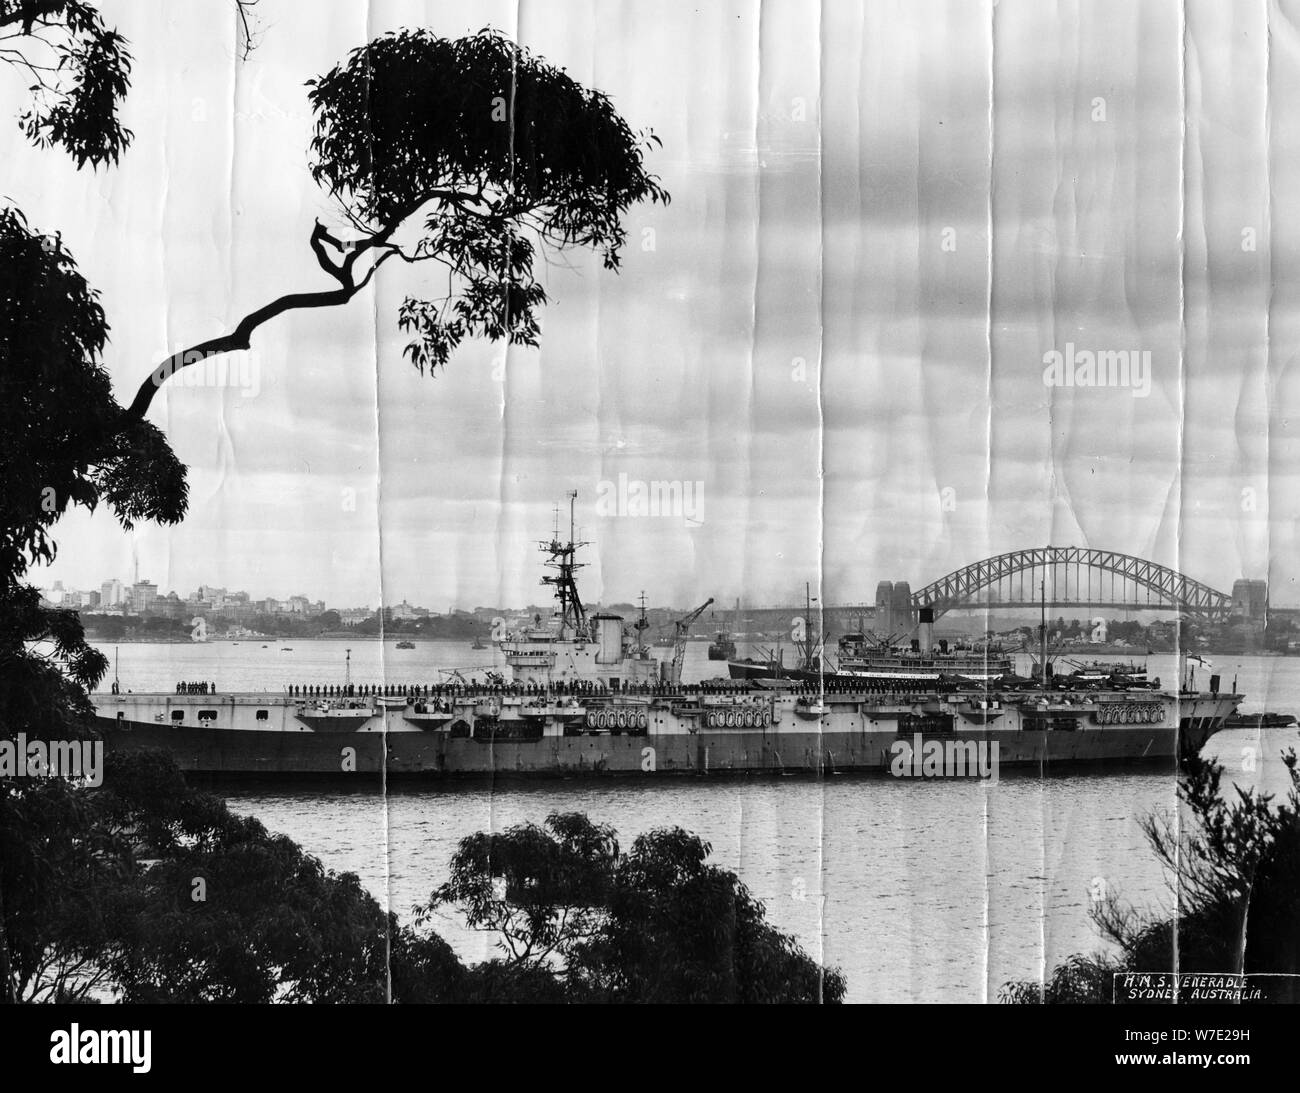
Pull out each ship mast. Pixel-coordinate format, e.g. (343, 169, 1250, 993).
(799, 581, 822, 672)
(539, 490, 589, 639)
(1039, 579, 1048, 689)
(634, 591, 650, 653)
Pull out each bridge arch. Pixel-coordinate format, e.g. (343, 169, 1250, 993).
(912, 546, 1233, 620)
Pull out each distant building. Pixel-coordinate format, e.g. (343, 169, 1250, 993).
(155, 592, 186, 620)
(389, 600, 430, 620)
(131, 580, 158, 616)
(1231, 579, 1268, 622)
(101, 579, 124, 607)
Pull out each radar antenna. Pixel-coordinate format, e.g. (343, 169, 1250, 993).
(539, 490, 589, 638)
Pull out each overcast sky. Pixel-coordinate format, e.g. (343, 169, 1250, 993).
(7, 0, 1298, 610)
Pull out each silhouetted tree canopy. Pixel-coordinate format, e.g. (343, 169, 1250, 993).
(428, 812, 618, 967)
(0, 205, 187, 585)
(0, 0, 132, 167)
(427, 813, 846, 1003)
(130, 27, 669, 417)
(2, 751, 396, 1002)
(5, 764, 842, 1004)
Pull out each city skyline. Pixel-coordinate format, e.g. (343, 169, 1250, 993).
(39, 562, 1284, 618)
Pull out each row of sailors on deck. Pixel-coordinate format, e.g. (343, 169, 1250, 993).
(286, 680, 763, 699)
(282, 677, 948, 700)
(176, 681, 216, 694)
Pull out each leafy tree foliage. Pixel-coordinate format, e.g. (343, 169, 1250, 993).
(0, 0, 132, 167)
(2, 750, 396, 1003)
(426, 812, 617, 968)
(7, 773, 845, 1004)
(130, 27, 668, 417)
(0, 205, 187, 583)
(425, 813, 846, 1003)
(1001, 752, 1300, 1004)
(998, 954, 1122, 1005)
(0, 204, 187, 1005)
(308, 27, 668, 370)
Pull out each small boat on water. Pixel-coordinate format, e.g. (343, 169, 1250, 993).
(1061, 658, 1150, 685)
(470, 638, 486, 650)
(1223, 712, 1298, 729)
(396, 640, 416, 649)
(707, 631, 737, 660)
(281, 647, 293, 652)
(708, 600, 740, 660)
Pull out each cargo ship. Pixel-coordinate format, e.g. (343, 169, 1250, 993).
(727, 583, 826, 683)
(728, 605, 1014, 685)
(90, 496, 1244, 777)
(833, 612, 1015, 683)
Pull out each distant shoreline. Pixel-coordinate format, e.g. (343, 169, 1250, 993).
(86, 635, 491, 644)
(82, 635, 1292, 658)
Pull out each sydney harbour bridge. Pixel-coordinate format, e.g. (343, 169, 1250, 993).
(718, 547, 1263, 636)
(874, 546, 1258, 629)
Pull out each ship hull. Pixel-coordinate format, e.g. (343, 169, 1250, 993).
(94, 720, 1195, 777)
(93, 687, 1238, 778)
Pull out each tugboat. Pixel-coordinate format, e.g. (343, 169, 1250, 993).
(707, 599, 740, 660)
(707, 631, 737, 661)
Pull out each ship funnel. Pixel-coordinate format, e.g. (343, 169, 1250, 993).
(919, 606, 934, 654)
(593, 614, 623, 664)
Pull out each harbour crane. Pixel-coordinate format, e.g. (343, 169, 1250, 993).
(670, 598, 714, 684)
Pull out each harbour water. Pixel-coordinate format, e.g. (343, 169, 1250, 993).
(94, 640, 1300, 1002)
